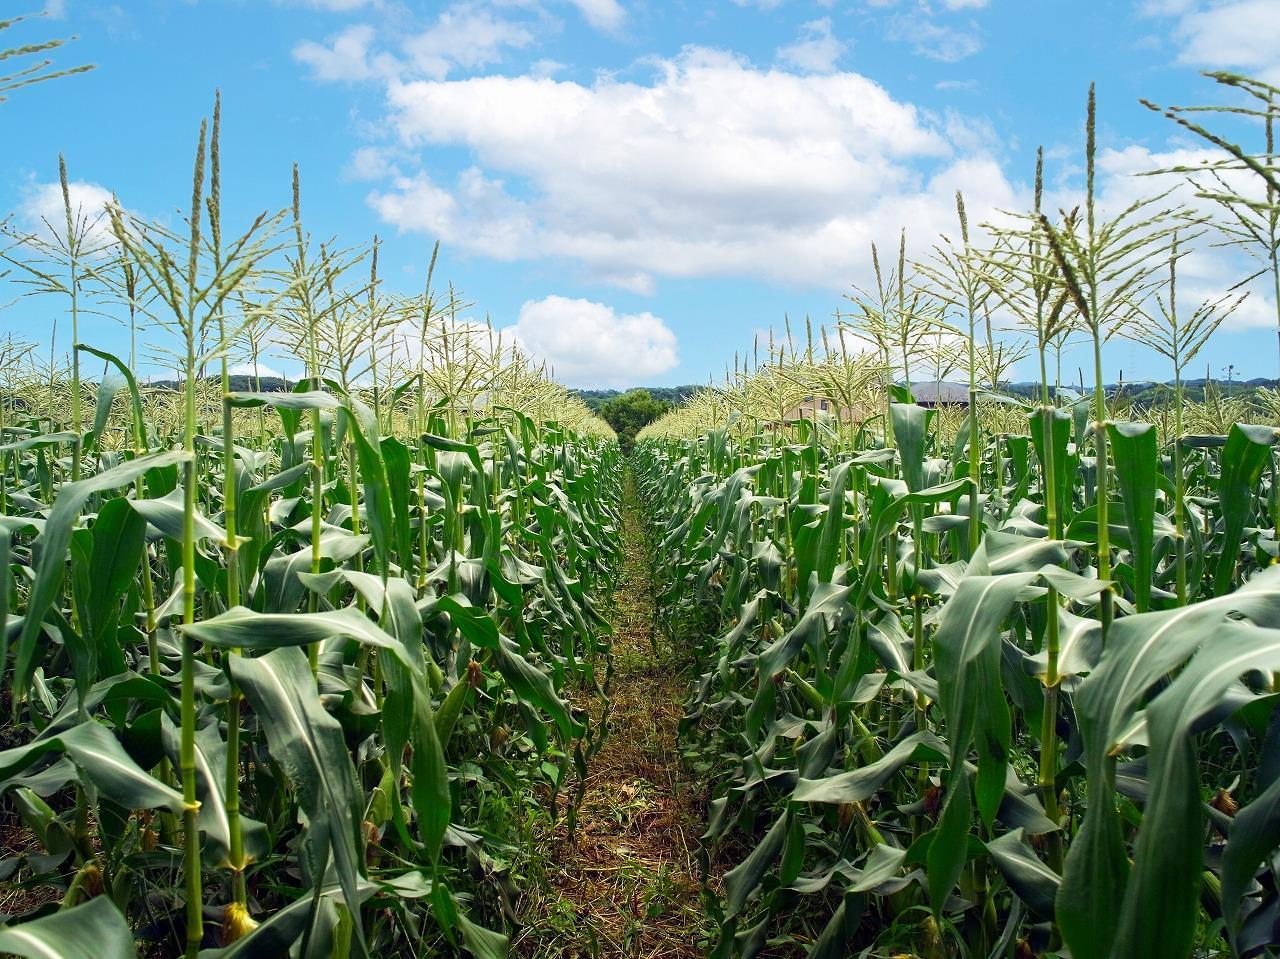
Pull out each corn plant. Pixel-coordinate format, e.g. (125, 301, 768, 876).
(0, 102, 621, 959)
(636, 72, 1280, 959)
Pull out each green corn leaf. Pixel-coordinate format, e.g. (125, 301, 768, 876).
(129, 487, 229, 543)
(934, 571, 1038, 827)
(988, 829, 1060, 918)
(1108, 421, 1158, 611)
(492, 633, 583, 742)
(84, 370, 125, 453)
(197, 881, 380, 959)
(890, 401, 933, 493)
(815, 459, 857, 585)
(12, 449, 190, 705)
(1222, 772, 1280, 951)
(228, 390, 345, 411)
(0, 720, 183, 812)
(160, 715, 267, 867)
(261, 531, 369, 613)
(1059, 566, 1280, 959)
(379, 436, 414, 574)
(228, 646, 366, 949)
(792, 732, 948, 804)
(182, 605, 410, 668)
(89, 497, 148, 617)
(1213, 423, 1277, 596)
(1030, 407, 1073, 526)
(0, 895, 137, 959)
(723, 808, 792, 917)
(1110, 619, 1280, 959)
(76, 344, 149, 450)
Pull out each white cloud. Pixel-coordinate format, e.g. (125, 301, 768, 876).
(367, 47, 1017, 291)
(1038, 142, 1278, 334)
(294, 5, 537, 84)
(1145, 0, 1280, 83)
(370, 166, 535, 260)
(18, 178, 116, 249)
(862, 0, 989, 11)
(275, 0, 380, 9)
(401, 5, 535, 79)
(345, 145, 403, 180)
(596, 271, 657, 295)
(1139, 0, 1196, 13)
(886, 13, 982, 61)
(230, 362, 287, 379)
(293, 24, 384, 82)
(531, 58, 566, 78)
(566, 0, 626, 32)
(869, 0, 985, 62)
(777, 17, 846, 73)
(43, 0, 67, 18)
(505, 295, 678, 386)
(1083, 143, 1270, 227)
(1175, 1, 1280, 80)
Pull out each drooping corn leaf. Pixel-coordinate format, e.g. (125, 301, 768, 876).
(228, 646, 366, 949)
(0, 895, 137, 959)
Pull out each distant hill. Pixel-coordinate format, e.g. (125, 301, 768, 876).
(143, 375, 295, 393)
(572, 385, 702, 411)
(132, 376, 1279, 409)
(1001, 378, 1279, 403)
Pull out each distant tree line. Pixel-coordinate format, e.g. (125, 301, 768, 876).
(1000, 377, 1280, 404)
(593, 389, 677, 451)
(143, 374, 294, 393)
(573, 385, 700, 412)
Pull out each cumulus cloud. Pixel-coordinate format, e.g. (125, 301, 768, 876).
(293, 24, 386, 82)
(366, 47, 1018, 291)
(292, 0, 627, 86)
(345, 145, 403, 180)
(1145, 0, 1280, 82)
(401, 5, 535, 79)
(230, 362, 287, 379)
(18, 178, 117, 248)
(566, 0, 626, 32)
(1023, 141, 1276, 342)
(1064, 143, 1279, 332)
(777, 17, 846, 73)
(505, 295, 678, 386)
(370, 166, 535, 259)
(294, 5, 536, 84)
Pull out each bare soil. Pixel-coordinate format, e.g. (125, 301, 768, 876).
(514, 473, 709, 959)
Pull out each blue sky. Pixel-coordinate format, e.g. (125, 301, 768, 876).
(2, 0, 1279, 388)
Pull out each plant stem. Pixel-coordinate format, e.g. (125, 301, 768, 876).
(180, 119, 208, 959)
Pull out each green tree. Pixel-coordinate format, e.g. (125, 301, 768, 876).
(599, 388, 671, 451)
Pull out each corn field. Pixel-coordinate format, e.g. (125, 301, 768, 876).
(3, 27, 1280, 959)
(0, 97, 622, 958)
(631, 74, 1280, 959)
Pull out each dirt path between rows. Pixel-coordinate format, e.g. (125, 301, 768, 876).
(515, 471, 709, 959)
